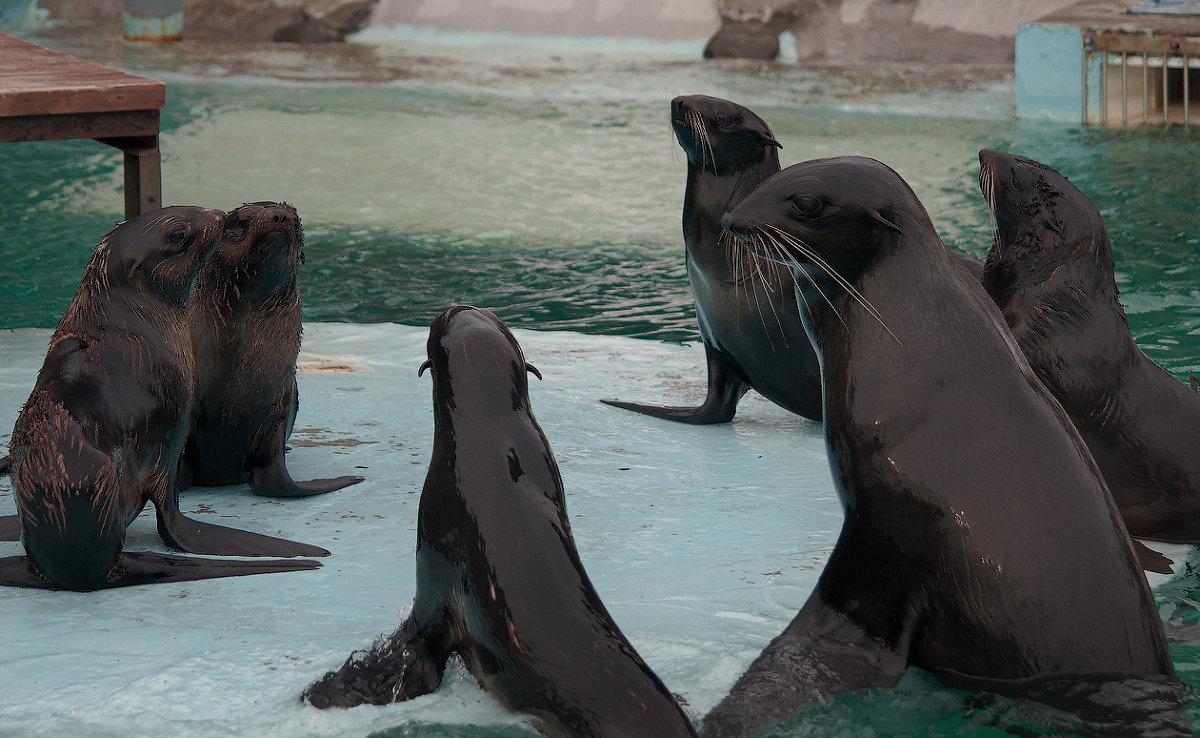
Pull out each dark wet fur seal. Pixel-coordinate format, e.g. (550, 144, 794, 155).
(304, 306, 697, 738)
(704, 157, 1178, 736)
(601, 95, 824, 423)
(0, 207, 326, 591)
(980, 149, 1200, 546)
(183, 202, 363, 497)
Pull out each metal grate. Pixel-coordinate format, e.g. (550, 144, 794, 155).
(1083, 30, 1200, 125)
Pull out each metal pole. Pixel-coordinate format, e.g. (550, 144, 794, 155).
(1143, 52, 1150, 124)
(1101, 53, 1108, 126)
(1164, 53, 1170, 124)
(1122, 52, 1129, 126)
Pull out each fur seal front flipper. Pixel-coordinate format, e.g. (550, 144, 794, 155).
(602, 344, 750, 423)
(305, 306, 697, 737)
(0, 551, 320, 590)
(185, 202, 364, 498)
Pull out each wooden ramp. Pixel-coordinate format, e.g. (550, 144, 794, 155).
(0, 32, 165, 218)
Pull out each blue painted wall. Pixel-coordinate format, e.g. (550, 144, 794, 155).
(1015, 23, 1083, 122)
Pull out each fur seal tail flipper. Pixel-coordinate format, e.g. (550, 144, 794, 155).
(304, 617, 448, 708)
(702, 594, 910, 738)
(0, 515, 18, 541)
(155, 503, 331, 558)
(0, 552, 320, 590)
(600, 348, 750, 424)
(248, 446, 365, 498)
(1133, 540, 1174, 575)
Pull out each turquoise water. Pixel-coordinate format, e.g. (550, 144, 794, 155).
(1, 21, 1200, 738)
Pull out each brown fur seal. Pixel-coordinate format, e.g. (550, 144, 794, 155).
(183, 202, 363, 497)
(0, 207, 327, 591)
(979, 149, 1200, 545)
(304, 306, 698, 738)
(704, 157, 1177, 736)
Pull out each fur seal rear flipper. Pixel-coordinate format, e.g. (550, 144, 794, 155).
(0, 551, 319, 590)
(4, 207, 328, 591)
(304, 307, 697, 737)
(185, 202, 363, 497)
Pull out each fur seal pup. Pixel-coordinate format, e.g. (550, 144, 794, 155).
(979, 149, 1200, 545)
(183, 202, 364, 497)
(304, 306, 698, 738)
(601, 95, 824, 423)
(0, 207, 326, 591)
(703, 157, 1176, 736)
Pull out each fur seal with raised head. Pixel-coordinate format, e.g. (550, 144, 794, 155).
(183, 201, 364, 497)
(304, 306, 698, 738)
(979, 149, 1200, 546)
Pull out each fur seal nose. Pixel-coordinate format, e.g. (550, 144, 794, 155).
(273, 208, 289, 224)
(720, 211, 745, 240)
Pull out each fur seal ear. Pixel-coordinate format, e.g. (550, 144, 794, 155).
(418, 360, 432, 377)
(764, 134, 782, 149)
(871, 211, 902, 234)
(526, 364, 543, 380)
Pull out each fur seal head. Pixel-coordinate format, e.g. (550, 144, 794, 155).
(671, 94, 780, 174)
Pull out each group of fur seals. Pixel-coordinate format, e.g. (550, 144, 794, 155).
(0, 207, 326, 590)
(304, 306, 698, 738)
(0, 201, 362, 590)
(702, 155, 1179, 736)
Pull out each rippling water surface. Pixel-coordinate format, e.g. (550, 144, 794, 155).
(1, 21, 1199, 738)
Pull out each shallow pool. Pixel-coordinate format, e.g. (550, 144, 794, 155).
(0, 20, 1198, 738)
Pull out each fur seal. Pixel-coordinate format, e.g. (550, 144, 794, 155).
(703, 157, 1176, 736)
(979, 149, 1200, 545)
(304, 306, 698, 738)
(183, 201, 364, 497)
(0, 207, 326, 591)
(602, 95, 824, 424)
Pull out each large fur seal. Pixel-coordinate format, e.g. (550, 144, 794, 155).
(0, 207, 326, 591)
(703, 157, 1177, 736)
(601, 95, 824, 423)
(979, 149, 1200, 545)
(183, 201, 364, 497)
(304, 306, 698, 738)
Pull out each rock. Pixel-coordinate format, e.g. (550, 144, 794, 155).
(704, 21, 780, 60)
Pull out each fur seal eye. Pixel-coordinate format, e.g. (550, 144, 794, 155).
(791, 196, 822, 217)
(167, 228, 187, 246)
(715, 113, 734, 127)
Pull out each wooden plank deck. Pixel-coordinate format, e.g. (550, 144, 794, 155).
(0, 32, 166, 218)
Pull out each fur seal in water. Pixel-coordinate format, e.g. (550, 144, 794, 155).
(979, 149, 1200, 546)
(0, 207, 326, 591)
(304, 306, 698, 738)
(183, 201, 364, 497)
(703, 157, 1176, 736)
(601, 95, 823, 423)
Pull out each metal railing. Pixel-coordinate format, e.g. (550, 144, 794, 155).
(1083, 30, 1199, 125)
